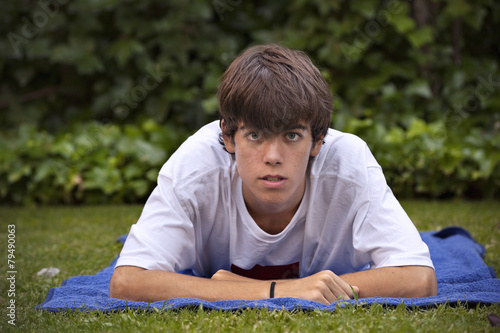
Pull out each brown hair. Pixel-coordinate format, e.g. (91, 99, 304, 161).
(217, 44, 333, 144)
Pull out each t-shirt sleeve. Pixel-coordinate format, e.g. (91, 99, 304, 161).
(115, 174, 197, 272)
(351, 147, 434, 270)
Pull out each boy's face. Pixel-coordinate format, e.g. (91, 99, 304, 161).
(222, 121, 323, 217)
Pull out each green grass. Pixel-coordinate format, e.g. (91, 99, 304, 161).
(1, 201, 499, 332)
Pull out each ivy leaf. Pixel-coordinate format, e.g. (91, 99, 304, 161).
(407, 118, 428, 139)
(405, 80, 433, 99)
(352, 0, 378, 18)
(390, 15, 415, 34)
(129, 179, 150, 197)
(8, 162, 31, 183)
(77, 54, 104, 74)
(407, 27, 434, 48)
(108, 39, 145, 68)
(444, 0, 472, 18)
(50, 37, 104, 74)
(464, 6, 487, 30)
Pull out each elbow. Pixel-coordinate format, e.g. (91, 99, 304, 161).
(411, 267, 438, 298)
(109, 268, 136, 300)
(109, 266, 151, 301)
(109, 271, 126, 300)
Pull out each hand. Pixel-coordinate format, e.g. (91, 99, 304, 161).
(274, 270, 359, 305)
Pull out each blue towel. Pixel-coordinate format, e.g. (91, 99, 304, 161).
(36, 227, 500, 312)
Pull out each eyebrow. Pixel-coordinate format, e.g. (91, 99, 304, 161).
(238, 124, 309, 132)
(287, 124, 308, 131)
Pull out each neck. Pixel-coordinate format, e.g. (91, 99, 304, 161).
(244, 195, 303, 235)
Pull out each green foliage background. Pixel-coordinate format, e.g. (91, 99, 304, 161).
(1, 0, 499, 204)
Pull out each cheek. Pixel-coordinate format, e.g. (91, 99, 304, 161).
(294, 148, 311, 167)
(235, 145, 260, 162)
(234, 148, 256, 174)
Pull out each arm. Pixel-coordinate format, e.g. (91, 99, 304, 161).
(340, 265, 437, 298)
(109, 266, 358, 305)
(109, 265, 435, 304)
(110, 266, 269, 302)
(214, 265, 437, 299)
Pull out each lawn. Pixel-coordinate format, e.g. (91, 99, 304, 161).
(1, 201, 499, 332)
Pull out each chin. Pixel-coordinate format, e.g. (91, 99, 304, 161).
(258, 194, 292, 207)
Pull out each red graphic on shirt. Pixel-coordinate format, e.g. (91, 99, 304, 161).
(231, 262, 300, 280)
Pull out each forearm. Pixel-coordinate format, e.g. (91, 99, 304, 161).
(110, 267, 358, 305)
(340, 265, 437, 298)
(110, 266, 270, 302)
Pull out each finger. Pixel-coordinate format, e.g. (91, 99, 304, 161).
(307, 274, 341, 304)
(351, 285, 360, 298)
(329, 274, 356, 300)
(322, 288, 341, 304)
(320, 295, 332, 305)
(334, 287, 350, 301)
(319, 279, 349, 303)
(338, 278, 358, 299)
(308, 271, 349, 302)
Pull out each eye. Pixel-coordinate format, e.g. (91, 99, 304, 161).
(245, 132, 261, 142)
(285, 132, 301, 141)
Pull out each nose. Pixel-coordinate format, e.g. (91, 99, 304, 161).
(262, 138, 283, 165)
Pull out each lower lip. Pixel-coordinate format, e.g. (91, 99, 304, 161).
(260, 178, 287, 188)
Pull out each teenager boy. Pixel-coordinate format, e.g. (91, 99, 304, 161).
(110, 44, 437, 305)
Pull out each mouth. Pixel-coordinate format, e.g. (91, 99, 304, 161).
(262, 176, 285, 181)
(259, 175, 287, 188)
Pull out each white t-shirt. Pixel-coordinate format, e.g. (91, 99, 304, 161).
(116, 120, 434, 279)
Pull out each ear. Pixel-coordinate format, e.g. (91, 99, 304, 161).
(220, 119, 236, 154)
(310, 137, 323, 157)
